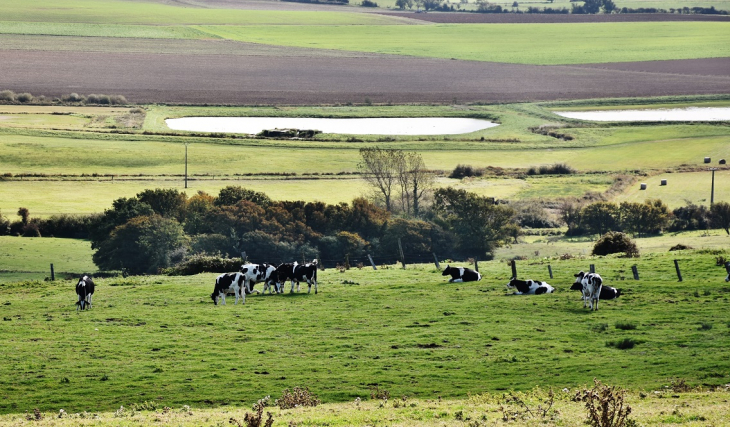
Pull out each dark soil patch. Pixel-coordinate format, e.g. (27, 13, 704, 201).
(382, 11, 730, 24)
(1, 49, 728, 105)
(571, 57, 730, 77)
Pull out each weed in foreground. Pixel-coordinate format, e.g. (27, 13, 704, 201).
(499, 388, 556, 422)
(574, 379, 633, 427)
(230, 397, 273, 427)
(276, 387, 320, 409)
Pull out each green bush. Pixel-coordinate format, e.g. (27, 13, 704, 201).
(592, 231, 639, 257)
(0, 89, 16, 102)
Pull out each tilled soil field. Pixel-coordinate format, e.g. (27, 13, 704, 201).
(1, 45, 728, 105)
(387, 11, 730, 24)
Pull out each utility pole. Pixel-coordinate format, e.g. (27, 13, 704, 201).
(185, 143, 188, 189)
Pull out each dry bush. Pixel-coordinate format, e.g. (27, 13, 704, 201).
(276, 387, 320, 409)
(573, 379, 632, 427)
(370, 386, 391, 400)
(499, 389, 555, 421)
(25, 408, 43, 421)
(230, 397, 274, 427)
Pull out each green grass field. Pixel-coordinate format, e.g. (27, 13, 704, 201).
(197, 21, 730, 64)
(1, 247, 729, 415)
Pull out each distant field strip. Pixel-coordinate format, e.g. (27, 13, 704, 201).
(0, 21, 213, 39)
(0, 0, 403, 26)
(199, 22, 730, 64)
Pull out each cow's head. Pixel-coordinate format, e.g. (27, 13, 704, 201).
(615, 289, 623, 298)
(505, 277, 518, 289)
(573, 271, 586, 285)
(211, 292, 219, 305)
(569, 281, 583, 291)
(441, 266, 451, 276)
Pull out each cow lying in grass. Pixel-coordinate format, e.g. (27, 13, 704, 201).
(442, 265, 482, 283)
(570, 281, 622, 301)
(76, 275, 95, 311)
(211, 272, 245, 305)
(505, 277, 554, 295)
(574, 271, 603, 311)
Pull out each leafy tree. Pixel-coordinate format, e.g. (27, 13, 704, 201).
(433, 188, 516, 259)
(93, 215, 189, 274)
(137, 189, 187, 221)
(395, 0, 413, 8)
(581, 202, 619, 236)
(215, 186, 271, 208)
(710, 201, 730, 235)
(184, 191, 216, 235)
(419, 0, 442, 10)
(670, 202, 710, 231)
(89, 197, 154, 249)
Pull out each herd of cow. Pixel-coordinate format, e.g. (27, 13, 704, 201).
(442, 264, 621, 311)
(76, 260, 730, 311)
(210, 260, 319, 305)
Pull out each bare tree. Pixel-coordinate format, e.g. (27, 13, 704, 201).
(358, 147, 403, 212)
(397, 152, 433, 217)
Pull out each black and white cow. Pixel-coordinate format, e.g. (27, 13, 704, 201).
(75, 275, 95, 311)
(240, 263, 279, 295)
(570, 281, 622, 300)
(574, 271, 603, 311)
(211, 272, 246, 305)
(506, 277, 554, 295)
(276, 260, 319, 293)
(442, 265, 482, 283)
(292, 260, 319, 294)
(726, 273, 730, 283)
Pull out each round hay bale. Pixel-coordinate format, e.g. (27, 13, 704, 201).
(720, 159, 726, 165)
(660, 179, 667, 186)
(704, 157, 711, 163)
(640, 183, 647, 190)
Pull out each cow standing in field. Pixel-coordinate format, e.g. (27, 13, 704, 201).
(442, 265, 482, 283)
(276, 260, 319, 293)
(293, 260, 319, 294)
(240, 263, 279, 295)
(211, 272, 246, 305)
(76, 275, 95, 311)
(570, 281, 622, 300)
(574, 271, 603, 311)
(505, 277, 554, 295)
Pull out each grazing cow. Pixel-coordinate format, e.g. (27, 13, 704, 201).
(442, 265, 482, 283)
(75, 275, 95, 311)
(726, 273, 730, 283)
(210, 272, 246, 305)
(275, 262, 297, 292)
(292, 260, 319, 294)
(574, 271, 603, 311)
(570, 281, 622, 300)
(506, 277, 554, 295)
(240, 263, 278, 295)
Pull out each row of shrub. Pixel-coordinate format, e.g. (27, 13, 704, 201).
(0, 89, 128, 105)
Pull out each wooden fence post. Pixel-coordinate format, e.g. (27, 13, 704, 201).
(432, 253, 441, 270)
(589, 264, 595, 274)
(367, 254, 377, 270)
(674, 260, 683, 282)
(50, 263, 55, 281)
(474, 256, 479, 272)
(547, 264, 553, 279)
(241, 252, 246, 263)
(631, 265, 639, 280)
(510, 260, 517, 278)
(398, 238, 406, 269)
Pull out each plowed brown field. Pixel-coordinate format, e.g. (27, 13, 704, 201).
(1, 37, 728, 105)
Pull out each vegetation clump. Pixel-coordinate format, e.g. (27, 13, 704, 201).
(449, 164, 484, 179)
(276, 387, 320, 409)
(592, 231, 639, 258)
(527, 163, 575, 175)
(573, 379, 633, 427)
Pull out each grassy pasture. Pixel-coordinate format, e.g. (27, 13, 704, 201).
(0, 0, 402, 25)
(1, 250, 729, 415)
(1, 391, 730, 426)
(613, 170, 730, 208)
(0, 236, 95, 282)
(198, 21, 730, 64)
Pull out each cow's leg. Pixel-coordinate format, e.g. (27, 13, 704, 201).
(221, 293, 226, 305)
(76, 295, 81, 311)
(314, 278, 318, 294)
(290, 279, 295, 293)
(87, 294, 92, 309)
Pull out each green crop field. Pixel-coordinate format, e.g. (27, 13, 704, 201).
(0, 0, 402, 26)
(198, 21, 730, 64)
(1, 247, 729, 416)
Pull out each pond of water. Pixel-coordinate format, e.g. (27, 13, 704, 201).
(165, 117, 498, 136)
(554, 107, 730, 122)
